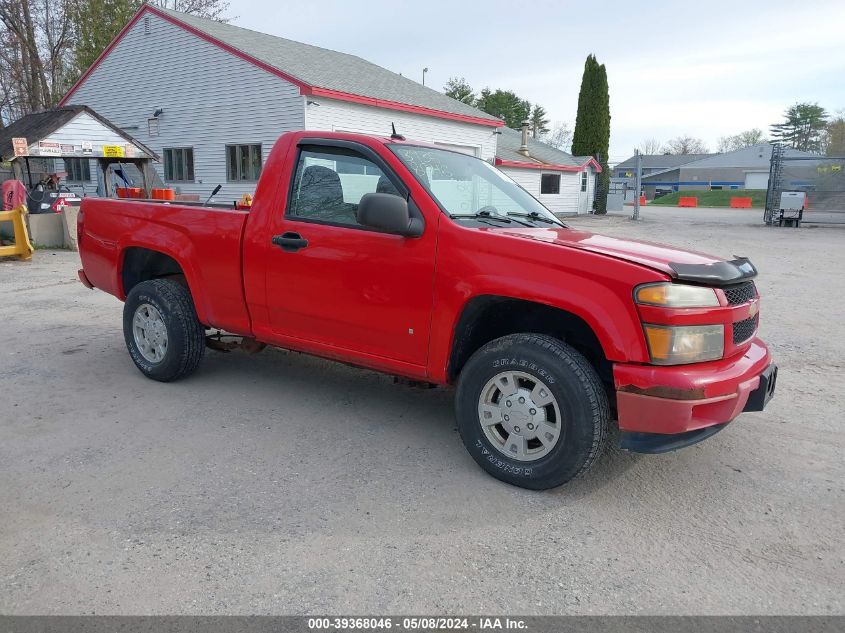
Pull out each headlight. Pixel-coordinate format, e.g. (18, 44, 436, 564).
(635, 283, 719, 308)
(643, 324, 724, 365)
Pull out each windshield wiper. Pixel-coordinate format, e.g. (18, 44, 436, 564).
(506, 211, 565, 226)
(452, 211, 514, 225)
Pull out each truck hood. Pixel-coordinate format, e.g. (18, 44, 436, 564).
(498, 227, 757, 286)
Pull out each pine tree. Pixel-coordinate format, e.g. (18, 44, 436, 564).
(571, 55, 611, 214)
(476, 88, 531, 130)
(529, 104, 549, 138)
(770, 103, 828, 152)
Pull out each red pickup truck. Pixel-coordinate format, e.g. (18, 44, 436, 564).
(77, 130, 776, 489)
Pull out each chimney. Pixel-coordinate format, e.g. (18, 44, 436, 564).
(519, 121, 530, 156)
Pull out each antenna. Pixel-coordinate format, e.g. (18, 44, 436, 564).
(390, 123, 405, 141)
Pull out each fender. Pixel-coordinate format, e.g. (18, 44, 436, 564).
(116, 236, 209, 326)
(426, 225, 669, 383)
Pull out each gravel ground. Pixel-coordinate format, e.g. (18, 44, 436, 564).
(1, 206, 843, 615)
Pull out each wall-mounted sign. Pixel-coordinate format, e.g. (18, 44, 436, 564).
(82, 141, 93, 155)
(60, 144, 75, 154)
(12, 137, 29, 157)
(103, 145, 125, 158)
(37, 141, 61, 156)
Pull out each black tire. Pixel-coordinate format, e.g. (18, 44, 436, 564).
(123, 278, 205, 382)
(455, 333, 609, 490)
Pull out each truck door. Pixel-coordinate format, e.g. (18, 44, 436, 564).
(263, 141, 437, 368)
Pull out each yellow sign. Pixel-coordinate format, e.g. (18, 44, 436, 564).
(832, 164, 842, 172)
(103, 145, 125, 158)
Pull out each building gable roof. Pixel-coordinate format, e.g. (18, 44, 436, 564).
(640, 144, 822, 181)
(495, 127, 601, 172)
(615, 153, 714, 170)
(60, 5, 502, 129)
(0, 105, 157, 162)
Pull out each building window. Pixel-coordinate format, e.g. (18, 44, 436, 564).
(580, 171, 588, 192)
(540, 173, 560, 194)
(63, 158, 90, 182)
(164, 147, 194, 182)
(226, 144, 262, 182)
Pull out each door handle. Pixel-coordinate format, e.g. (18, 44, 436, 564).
(272, 232, 308, 252)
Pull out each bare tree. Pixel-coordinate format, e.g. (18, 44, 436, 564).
(540, 121, 573, 152)
(717, 128, 767, 153)
(637, 138, 662, 154)
(147, 0, 230, 21)
(0, 0, 74, 123)
(662, 135, 709, 155)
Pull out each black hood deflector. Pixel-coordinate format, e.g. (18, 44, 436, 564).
(668, 257, 758, 287)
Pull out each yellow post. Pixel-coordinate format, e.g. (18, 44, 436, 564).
(0, 205, 34, 261)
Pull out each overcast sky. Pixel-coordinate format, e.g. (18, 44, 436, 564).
(234, 0, 845, 162)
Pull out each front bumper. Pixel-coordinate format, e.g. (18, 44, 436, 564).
(614, 337, 775, 449)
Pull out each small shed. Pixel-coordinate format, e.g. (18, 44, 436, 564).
(0, 105, 159, 196)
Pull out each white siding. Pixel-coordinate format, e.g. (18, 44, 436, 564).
(68, 12, 304, 203)
(305, 97, 497, 161)
(41, 111, 150, 195)
(499, 166, 583, 214)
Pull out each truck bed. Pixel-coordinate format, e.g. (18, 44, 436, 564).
(78, 198, 252, 334)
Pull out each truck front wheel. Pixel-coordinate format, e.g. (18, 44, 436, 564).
(455, 334, 609, 490)
(123, 279, 205, 382)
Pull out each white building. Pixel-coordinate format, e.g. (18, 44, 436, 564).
(495, 127, 600, 214)
(60, 4, 597, 212)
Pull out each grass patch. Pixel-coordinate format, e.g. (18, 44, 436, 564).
(649, 189, 766, 208)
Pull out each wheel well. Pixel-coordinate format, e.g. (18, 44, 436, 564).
(121, 247, 186, 296)
(447, 296, 611, 385)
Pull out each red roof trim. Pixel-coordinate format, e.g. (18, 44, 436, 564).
(60, 6, 503, 129)
(495, 157, 603, 173)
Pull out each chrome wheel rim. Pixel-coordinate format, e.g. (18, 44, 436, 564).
(478, 370, 562, 462)
(132, 303, 168, 363)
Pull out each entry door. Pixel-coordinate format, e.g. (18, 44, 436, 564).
(263, 143, 436, 366)
(578, 171, 590, 213)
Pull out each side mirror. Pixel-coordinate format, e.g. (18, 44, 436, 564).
(357, 193, 424, 237)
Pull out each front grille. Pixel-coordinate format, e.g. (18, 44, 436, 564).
(732, 314, 759, 344)
(723, 281, 757, 305)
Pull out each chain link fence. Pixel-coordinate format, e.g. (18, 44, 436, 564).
(765, 146, 845, 225)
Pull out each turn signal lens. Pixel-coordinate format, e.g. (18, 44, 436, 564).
(635, 283, 719, 308)
(643, 324, 724, 365)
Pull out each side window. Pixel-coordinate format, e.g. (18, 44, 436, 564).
(580, 171, 588, 192)
(288, 146, 402, 227)
(64, 158, 91, 182)
(540, 173, 560, 194)
(163, 147, 194, 183)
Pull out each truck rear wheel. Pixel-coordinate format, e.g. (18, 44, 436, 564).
(123, 279, 205, 382)
(455, 333, 609, 490)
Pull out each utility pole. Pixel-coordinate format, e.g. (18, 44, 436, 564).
(632, 149, 642, 220)
(422, 67, 429, 86)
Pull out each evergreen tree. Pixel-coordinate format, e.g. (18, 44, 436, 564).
(529, 104, 549, 138)
(476, 88, 531, 130)
(571, 55, 610, 213)
(770, 103, 828, 152)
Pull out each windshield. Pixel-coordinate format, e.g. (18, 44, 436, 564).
(389, 145, 564, 226)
